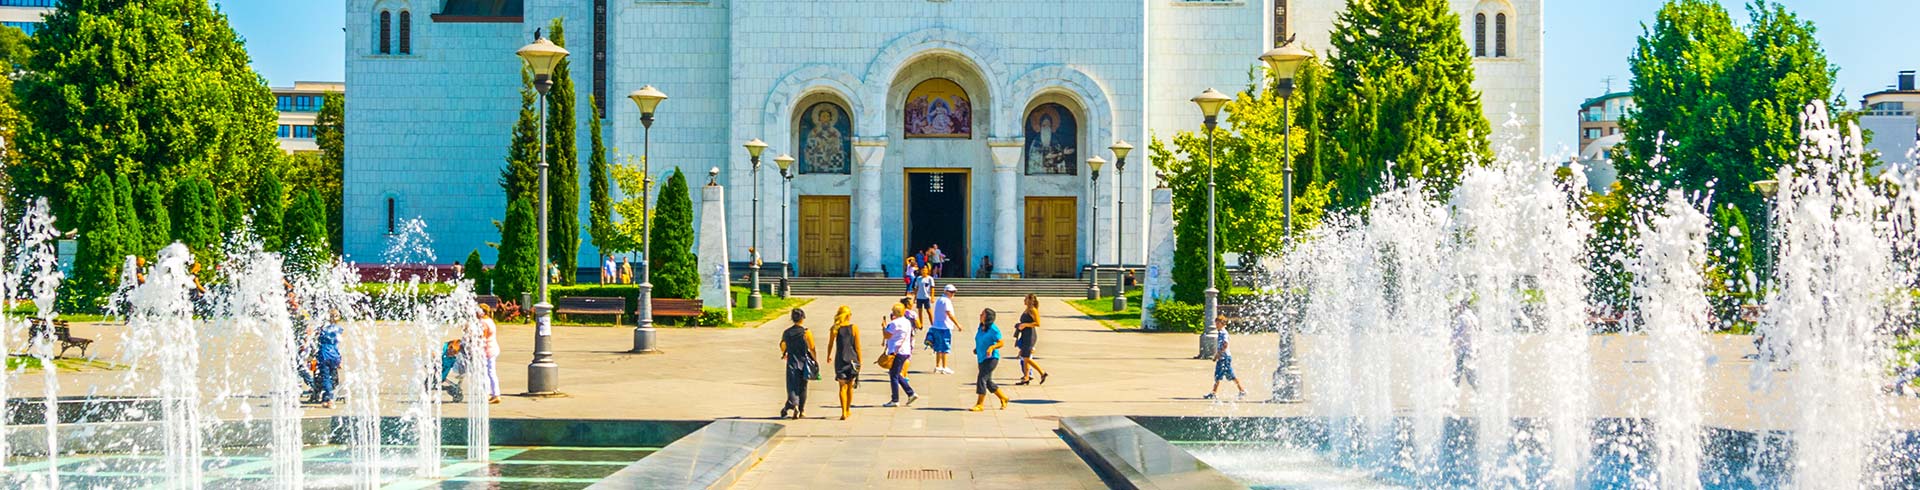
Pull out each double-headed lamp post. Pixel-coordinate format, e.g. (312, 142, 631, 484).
(775, 154, 795, 297)
(517, 31, 569, 394)
(1261, 40, 1313, 403)
(1191, 88, 1231, 359)
(1110, 140, 1133, 312)
(1086, 155, 1107, 300)
(628, 85, 667, 354)
(744, 138, 769, 309)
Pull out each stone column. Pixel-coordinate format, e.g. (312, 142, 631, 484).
(697, 181, 733, 323)
(852, 138, 888, 277)
(988, 139, 1024, 278)
(1140, 185, 1175, 329)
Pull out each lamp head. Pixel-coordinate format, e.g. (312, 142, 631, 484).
(629, 85, 667, 116)
(1109, 140, 1134, 161)
(774, 154, 795, 172)
(1751, 179, 1780, 198)
(743, 138, 768, 159)
(1260, 42, 1314, 80)
(1087, 156, 1107, 173)
(1191, 88, 1231, 119)
(708, 167, 721, 185)
(516, 30, 570, 78)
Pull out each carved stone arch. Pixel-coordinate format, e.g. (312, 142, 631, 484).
(761, 65, 865, 149)
(1005, 65, 1116, 160)
(859, 27, 1010, 138)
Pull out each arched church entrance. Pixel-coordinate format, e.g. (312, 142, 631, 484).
(888, 55, 992, 279)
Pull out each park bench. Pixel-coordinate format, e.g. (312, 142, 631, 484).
(26, 319, 93, 358)
(554, 296, 625, 323)
(651, 298, 704, 322)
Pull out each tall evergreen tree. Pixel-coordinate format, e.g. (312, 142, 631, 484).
(494, 197, 540, 305)
(1322, 0, 1492, 209)
(137, 180, 172, 254)
(13, 0, 281, 222)
(283, 189, 331, 274)
(649, 168, 698, 299)
(251, 170, 286, 251)
(465, 250, 491, 295)
(113, 173, 139, 254)
(587, 97, 613, 260)
(545, 20, 581, 286)
(66, 174, 126, 311)
(500, 68, 540, 206)
(171, 178, 221, 256)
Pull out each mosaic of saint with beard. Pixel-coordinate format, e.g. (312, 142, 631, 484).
(799, 102, 851, 174)
(1024, 103, 1077, 175)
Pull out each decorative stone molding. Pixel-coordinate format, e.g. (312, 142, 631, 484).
(858, 27, 1012, 136)
(759, 65, 866, 143)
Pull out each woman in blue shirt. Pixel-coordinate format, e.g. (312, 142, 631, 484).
(313, 312, 344, 409)
(971, 308, 1010, 411)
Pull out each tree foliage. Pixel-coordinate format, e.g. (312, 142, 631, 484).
(64, 174, 126, 311)
(588, 97, 613, 258)
(465, 250, 491, 295)
(311, 91, 346, 250)
(650, 168, 698, 299)
(136, 180, 171, 255)
(284, 189, 331, 275)
(544, 20, 581, 285)
(494, 197, 540, 304)
(250, 170, 285, 251)
(170, 178, 222, 262)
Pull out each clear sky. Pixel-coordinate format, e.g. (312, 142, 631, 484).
(221, 1, 1917, 154)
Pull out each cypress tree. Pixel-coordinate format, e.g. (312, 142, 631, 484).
(587, 96, 613, 259)
(171, 178, 220, 254)
(465, 250, 491, 295)
(1322, 0, 1492, 209)
(544, 19, 580, 286)
(251, 170, 286, 251)
(500, 68, 540, 206)
(66, 174, 125, 311)
(649, 168, 699, 299)
(283, 189, 331, 274)
(137, 180, 172, 254)
(220, 190, 245, 239)
(494, 197, 539, 305)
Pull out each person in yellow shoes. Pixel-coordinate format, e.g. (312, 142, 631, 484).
(971, 309, 1010, 411)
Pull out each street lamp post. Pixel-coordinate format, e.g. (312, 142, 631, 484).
(1261, 40, 1313, 403)
(744, 138, 769, 309)
(775, 154, 795, 298)
(1110, 141, 1133, 312)
(627, 85, 667, 354)
(1191, 88, 1230, 359)
(1086, 156, 1107, 300)
(517, 31, 569, 394)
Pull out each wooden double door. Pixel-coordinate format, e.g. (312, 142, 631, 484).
(1024, 197, 1078, 278)
(798, 196, 851, 276)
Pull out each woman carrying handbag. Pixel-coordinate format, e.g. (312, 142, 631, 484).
(779, 309, 818, 419)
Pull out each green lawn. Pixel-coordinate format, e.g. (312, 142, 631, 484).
(727, 286, 814, 328)
(1067, 289, 1144, 330)
(5, 355, 125, 372)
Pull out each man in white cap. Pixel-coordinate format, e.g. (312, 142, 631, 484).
(929, 284, 963, 374)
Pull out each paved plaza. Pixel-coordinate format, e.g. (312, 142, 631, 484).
(26, 294, 1920, 488)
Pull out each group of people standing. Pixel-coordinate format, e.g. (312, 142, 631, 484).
(778, 291, 1051, 420)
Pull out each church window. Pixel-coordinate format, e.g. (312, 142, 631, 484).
(1495, 13, 1508, 57)
(1474, 13, 1486, 57)
(378, 10, 391, 54)
(398, 11, 412, 54)
(386, 198, 397, 234)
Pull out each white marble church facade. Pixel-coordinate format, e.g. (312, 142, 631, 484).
(343, 0, 1541, 277)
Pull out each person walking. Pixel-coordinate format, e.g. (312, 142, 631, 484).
(440, 339, 467, 403)
(929, 285, 962, 374)
(476, 304, 503, 404)
(825, 306, 862, 420)
(903, 256, 919, 294)
(971, 308, 1011, 411)
(929, 244, 946, 277)
(779, 309, 818, 419)
(313, 312, 344, 409)
(913, 267, 936, 328)
(1015, 294, 1049, 385)
(1451, 300, 1478, 389)
(882, 303, 918, 407)
(1204, 316, 1246, 400)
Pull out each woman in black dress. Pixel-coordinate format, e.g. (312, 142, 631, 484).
(1015, 294, 1049, 385)
(825, 306, 862, 420)
(779, 309, 817, 420)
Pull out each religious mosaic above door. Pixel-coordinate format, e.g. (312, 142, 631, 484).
(1024, 103, 1078, 175)
(904, 78, 971, 139)
(798, 101, 852, 174)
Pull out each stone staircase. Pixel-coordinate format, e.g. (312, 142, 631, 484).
(782, 277, 1092, 297)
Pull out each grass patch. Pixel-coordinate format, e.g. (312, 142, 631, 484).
(6, 355, 125, 372)
(727, 286, 813, 328)
(1067, 289, 1144, 330)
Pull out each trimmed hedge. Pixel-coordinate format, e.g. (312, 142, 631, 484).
(1150, 300, 1204, 333)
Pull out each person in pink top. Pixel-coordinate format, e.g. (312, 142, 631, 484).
(475, 304, 502, 404)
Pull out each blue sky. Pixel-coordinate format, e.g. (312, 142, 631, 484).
(220, 1, 1917, 154)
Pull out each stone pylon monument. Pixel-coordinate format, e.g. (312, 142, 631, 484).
(698, 175, 733, 323)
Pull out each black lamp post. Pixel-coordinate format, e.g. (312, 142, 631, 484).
(1110, 140, 1133, 312)
(1191, 88, 1230, 359)
(744, 138, 768, 309)
(1086, 155, 1107, 300)
(627, 85, 666, 354)
(775, 154, 795, 298)
(516, 31, 569, 394)
(1261, 40, 1312, 403)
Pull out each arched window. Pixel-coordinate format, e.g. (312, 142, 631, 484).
(1474, 13, 1486, 57)
(378, 10, 391, 54)
(386, 198, 397, 234)
(1495, 13, 1508, 57)
(398, 11, 412, 54)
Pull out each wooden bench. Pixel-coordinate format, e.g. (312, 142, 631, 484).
(553, 296, 625, 323)
(26, 319, 93, 358)
(651, 298, 704, 320)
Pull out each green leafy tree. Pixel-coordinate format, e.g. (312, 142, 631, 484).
(221, 191, 245, 240)
(1707, 203, 1755, 330)
(465, 250, 491, 295)
(544, 19, 581, 286)
(607, 153, 648, 255)
(494, 197, 540, 304)
(310, 91, 346, 250)
(136, 180, 172, 254)
(1320, 0, 1492, 209)
(0, 23, 29, 69)
(13, 0, 281, 222)
(65, 175, 127, 311)
(250, 170, 285, 251)
(113, 173, 139, 253)
(587, 97, 614, 260)
(1584, 183, 1635, 312)
(170, 178, 222, 261)
(283, 189, 331, 275)
(649, 168, 698, 299)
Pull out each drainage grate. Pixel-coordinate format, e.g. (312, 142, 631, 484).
(887, 468, 955, 481)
